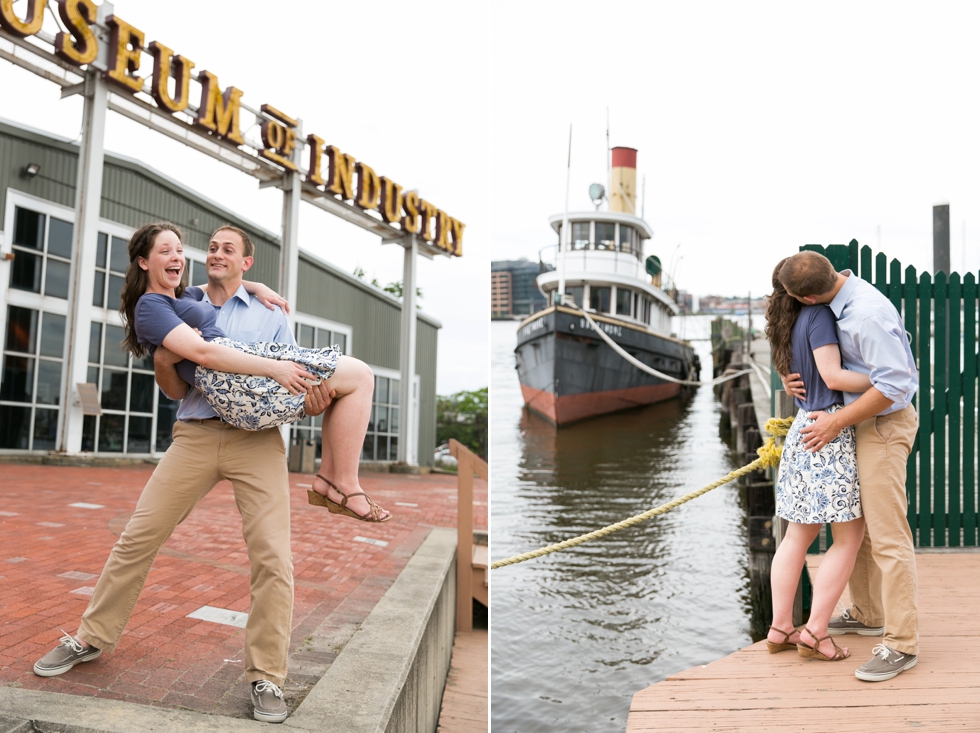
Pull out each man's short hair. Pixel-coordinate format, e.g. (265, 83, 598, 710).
(778, 251, 837, 297)
(211, 225, 254, 258)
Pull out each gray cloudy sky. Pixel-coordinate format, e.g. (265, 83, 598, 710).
(0, 0, 488, 394)
(491, 1, 980, 298)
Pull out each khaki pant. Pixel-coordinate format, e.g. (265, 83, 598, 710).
(848, 404, 919, 655)
(77, 420, 293, 685)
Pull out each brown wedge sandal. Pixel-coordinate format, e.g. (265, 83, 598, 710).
(766, 626, 800, 654)
(797, 627, 849, 661)
(308, 475, 392, 523)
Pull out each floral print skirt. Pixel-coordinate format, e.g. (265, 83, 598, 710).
(776, 405, 862, 524)
(194, 337, 340, 431)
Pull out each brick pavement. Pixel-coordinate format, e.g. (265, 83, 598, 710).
(0, 463, 486, 720)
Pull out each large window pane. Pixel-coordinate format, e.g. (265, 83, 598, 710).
(96, 232, 108, 268)
(109, 236, 129, 274)
(101, 369, 128, 410)
(35, 360, 61, 405)
(390, 378, 400, 405)
(33, 408, 58, 450)
(191, 260, 207, 287)
(389, 436, 398, 461)
(564, 285, 583, 307)
(361, 433, 375, 460)
(98, 413, 124, 452)
(377, 435, 389, 461)
(48, 218, 73, 258)
(130, 373, 154, 413)
(596, 222, 615, 250)
(298, 324, 314, 348)
(40, 313, 66, 358)
(44, 259, 70, 299)
(92, 271, 105, 307)
(88, 322, 102, 364)
(616, 288, 632, 316)
(127, 416, 151, 453)
(376, 406, 388, 433)
(316, 328, 331, 348)
(619, 225, 634, 252)
(1, 355, 34, 402)
(87, 366, 99, 386)
(107, 274, 124, 312)
(156, 391, 179, 452)
(13, 207, 44, 250)
(103, 325, 128, 367)
(590, 286, 611, 313)
(390, 406, 399, 432)
(334, 333, 346, 354)
(82, 415, 96, 451)
(0, 405, 31, 448)
(572, 222, 590, 250)
(6, 306, 37, 353)
(10, 250, 42, 293)
(133, 352, 153, 371)
(376, 376, 389, 404)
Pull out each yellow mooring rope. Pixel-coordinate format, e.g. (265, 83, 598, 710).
(490, 416, 795, 570)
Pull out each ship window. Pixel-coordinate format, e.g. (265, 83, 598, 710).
(572, 222, 590, 250)
(563, 286, 584, 307)
(619, 225, 634, 254)
(590, 286, 611, 313)
(616, 288, 632, 316)
(596, 223, 615, 250)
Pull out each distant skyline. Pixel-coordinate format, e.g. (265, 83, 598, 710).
(0, 0, 488, 395)
(490, 1, 980, 299)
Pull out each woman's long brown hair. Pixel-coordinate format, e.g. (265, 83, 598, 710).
(119, 222, 186, 358)
(765, 258, 803, 376)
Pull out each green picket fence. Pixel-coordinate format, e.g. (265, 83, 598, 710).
(786, 240, 978, 549)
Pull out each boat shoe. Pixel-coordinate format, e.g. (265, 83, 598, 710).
(252, 680, 288, 723)
(827, 607, 884, 636)
(855, 644, 917, 682)
(33, 632, 101, 677)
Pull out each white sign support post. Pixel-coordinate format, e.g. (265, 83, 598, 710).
(278, 120, 302, 307)
(58, 4, 113, 453)
(397, 234, 418, 465)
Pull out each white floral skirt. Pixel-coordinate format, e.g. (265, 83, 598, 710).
(194, 337, 340, 431)
(776, 405, 862, 524)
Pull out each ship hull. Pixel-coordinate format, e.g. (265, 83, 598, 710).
(515, 307, 697, 426)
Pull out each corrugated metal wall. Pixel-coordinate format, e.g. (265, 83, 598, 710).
(1, 121, 440, 465)
(296, 252, 441, 464)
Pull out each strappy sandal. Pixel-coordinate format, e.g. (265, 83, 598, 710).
(797, 626, 849, 661)
(308, 475, 392, 523)
(766, 626, 801, 654)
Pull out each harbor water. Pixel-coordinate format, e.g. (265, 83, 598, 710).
(490, 315, 757, 733)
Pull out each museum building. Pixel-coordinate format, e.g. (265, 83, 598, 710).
(0, 117, 440, 466)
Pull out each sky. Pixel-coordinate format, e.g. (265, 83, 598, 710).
(0, 0, 489, 395)
(490, 0, 980, 300)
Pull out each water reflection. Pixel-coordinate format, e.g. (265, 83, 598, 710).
(491, 317, 754, 733)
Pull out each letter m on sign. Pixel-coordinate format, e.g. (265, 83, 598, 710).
(195, 70, 245, 146)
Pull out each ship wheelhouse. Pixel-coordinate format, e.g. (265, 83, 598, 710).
(537, 211, 678, 336)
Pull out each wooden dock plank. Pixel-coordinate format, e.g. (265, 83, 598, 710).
(436, 629, 488, 733)
(628, 553, 980, 732)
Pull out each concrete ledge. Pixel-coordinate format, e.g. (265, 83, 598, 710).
(286, 527, 457, 733)
(0, 688, 270, 732)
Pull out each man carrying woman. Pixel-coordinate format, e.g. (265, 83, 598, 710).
(776, 250, 920, 682)
(33, 223, 378, 723)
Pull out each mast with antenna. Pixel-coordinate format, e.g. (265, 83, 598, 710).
(557, 125, 572, 306)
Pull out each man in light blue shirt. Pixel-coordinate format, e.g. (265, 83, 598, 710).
(779, 251, 920, 683)
(33, 225, 331, 724)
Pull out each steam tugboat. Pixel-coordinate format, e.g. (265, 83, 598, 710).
(515, 146, 699, 425)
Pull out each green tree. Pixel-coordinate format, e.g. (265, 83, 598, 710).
(353, 267, 422, 303)
(436, 387, 488, 460)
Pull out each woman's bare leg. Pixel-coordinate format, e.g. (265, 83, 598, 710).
(801, 517, 866, 658)
(767, 521, 821, 647)
(311, 356, 389, 520)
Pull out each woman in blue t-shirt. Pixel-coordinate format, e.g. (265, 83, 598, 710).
(763, 258, 872, 662)
(119, 222, 390, 523)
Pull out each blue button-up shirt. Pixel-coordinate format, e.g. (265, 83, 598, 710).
(176, 284, 296, 421)
(829, 271, 918, 415)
